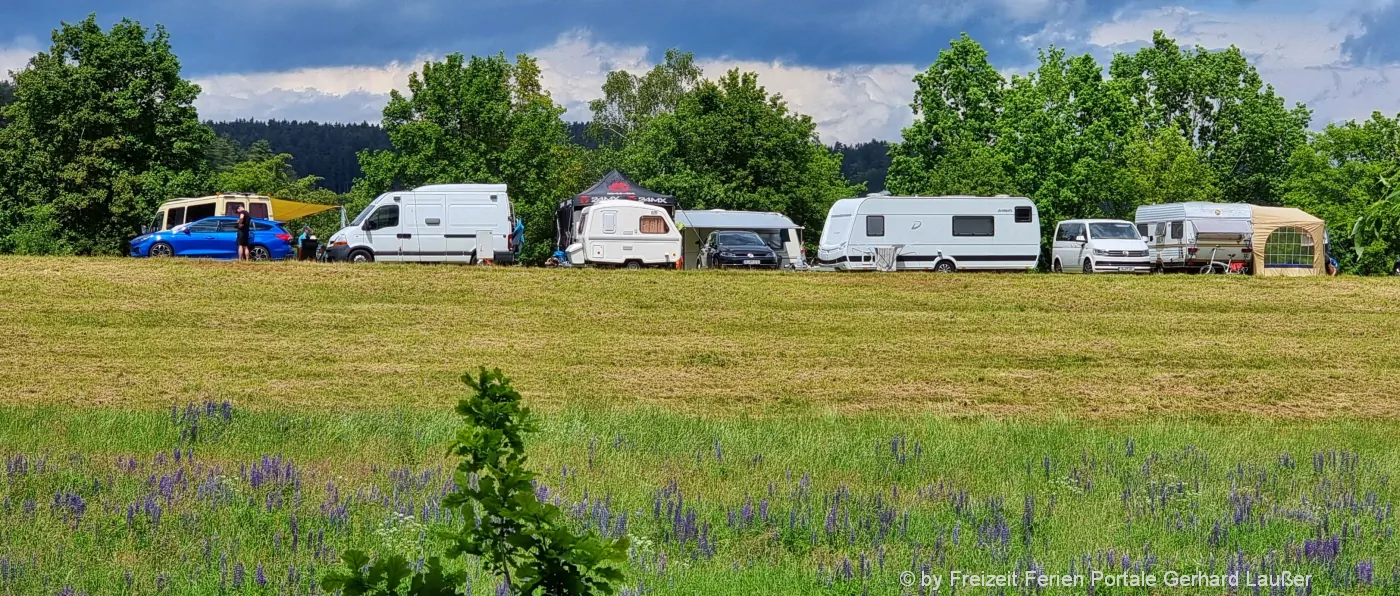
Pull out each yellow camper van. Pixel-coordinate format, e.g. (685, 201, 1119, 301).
(143, 193, 338, 233)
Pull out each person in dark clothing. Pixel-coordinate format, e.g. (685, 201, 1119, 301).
(235, 206, 252, 261)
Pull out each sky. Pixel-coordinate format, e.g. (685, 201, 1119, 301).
(1, 0, 1398, 144)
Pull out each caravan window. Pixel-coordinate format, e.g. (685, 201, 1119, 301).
(1169, 222, 1184, 240)
(185, 203, 216, 222)
(865, 215, 885, 237)
(639, 215, 669, 234)
(166, 207, 186, 228)
(1014, 206, 1033, 223)
(1136, 223, 1149, 238)
(952, 216, 995, 237)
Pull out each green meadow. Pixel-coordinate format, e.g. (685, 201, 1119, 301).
(3, 258, 1400, 594)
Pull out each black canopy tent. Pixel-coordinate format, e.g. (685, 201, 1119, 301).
(554, 170, 678, 251)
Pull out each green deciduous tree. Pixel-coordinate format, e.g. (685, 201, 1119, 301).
(0, 14, 211, 255)
(588, 49, 701, 148)
(1109, 31, 1310, 205)
(620, 69, 860, 232)
(887, 34, 1013, 196)
(1284, 112, 1400, 273)
(1124, 125, 1221, 207)
(353, 53, 590, 263)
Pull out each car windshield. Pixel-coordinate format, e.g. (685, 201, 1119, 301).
(1089, 222, 1140, 240)
(350, 204, 374, 226)
(717, 231, 765, 247)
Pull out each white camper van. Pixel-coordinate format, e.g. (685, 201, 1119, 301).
(816, 195, 1040, 272)
(1051, 219, 1152, 274)
(566, 201, 682, 269)
(1134, 202, 1253, 273)
(326, 184, 515, 264)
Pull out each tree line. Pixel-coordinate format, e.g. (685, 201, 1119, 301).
(1, 15, 1399, 271)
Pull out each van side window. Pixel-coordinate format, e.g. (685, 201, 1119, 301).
(639, 215, 669, 234)
(1055, 225, 1072, 242)
(952, 216, 995, 237)
(865, 215, 885, 237)
(185, 203, 216, 222)
(224, 202, 245, 216)
(1014, 206, 1033, 223)
(167, 207, 186, 228)
(368, 205, 399, 230)
(602, 211, 617, 233)
(1170, 221, 1183, 240)
(250, 203, 270, 220)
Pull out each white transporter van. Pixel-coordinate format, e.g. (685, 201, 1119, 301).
(1134, 202, 1253, 273)
(566, 201, 682, 269)
(1051, 219, 1152, 274)
(816, 196, 1040, 272)
(327, 184, 515, 264)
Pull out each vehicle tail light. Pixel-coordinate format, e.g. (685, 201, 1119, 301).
(675, 258, 683, 270)
(1187, 247, 1199, 255)
(275, 233, 292, 242)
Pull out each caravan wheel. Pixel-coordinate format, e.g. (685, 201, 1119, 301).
(625, 261, 643, 270)
(934, 260, 956, 273)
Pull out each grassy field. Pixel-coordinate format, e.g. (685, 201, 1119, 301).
(3, 257, 1400, 594)
(4, 258, 1400, 417)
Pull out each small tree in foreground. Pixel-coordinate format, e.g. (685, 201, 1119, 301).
(323, 368, 629, 595)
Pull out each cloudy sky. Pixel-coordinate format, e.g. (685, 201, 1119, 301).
(1, 0, 1397, 144)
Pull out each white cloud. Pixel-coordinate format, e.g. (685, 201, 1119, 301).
(191, 31, 919, 144)
(1085, 5, 1400, 125)
(0, 38, 40, 78)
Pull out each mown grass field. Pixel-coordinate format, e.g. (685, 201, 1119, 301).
(3, 257, 1400, 595)
(4, 258, 1400, 417)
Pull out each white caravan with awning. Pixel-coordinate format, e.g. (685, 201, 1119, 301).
(674, 210, 804, 269)
(1134, 202, 1253, 273)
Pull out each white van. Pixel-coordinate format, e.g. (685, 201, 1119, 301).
(1134, 202, 1253, 273)
(816, 195, 1040, 272)
(326, 184, 515, 264)
(566, 201, 681, 269)
(1051, 219, 1152, 274)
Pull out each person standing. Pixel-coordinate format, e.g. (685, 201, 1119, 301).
(235, 205, 252, 261)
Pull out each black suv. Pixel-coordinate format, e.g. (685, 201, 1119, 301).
(699, 230, 780, 269)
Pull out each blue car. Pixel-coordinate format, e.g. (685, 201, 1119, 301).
(129, 216, 294, 260)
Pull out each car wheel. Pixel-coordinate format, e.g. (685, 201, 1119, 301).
(149, 242, 174, 258)
(349, 249, 373, 263)
(250, 246, 271, 261)
(625, 261, 643, 270)
(1052, 259, 1062, 273)
(1083, 259, 1093, 274)
(934, 260, 955, 273)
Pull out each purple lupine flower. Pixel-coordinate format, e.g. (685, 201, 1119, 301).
(254, 563, 267, 587)
(232, 563, 245, 588)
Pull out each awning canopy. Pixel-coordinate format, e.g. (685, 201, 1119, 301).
(1250, 206, 1327, 277)
(674, 210, 802, 230)
(270, 198, 339, 221)
(559, 170, 676, 210)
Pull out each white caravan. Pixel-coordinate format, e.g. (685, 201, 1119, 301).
(816, 195, 1040, 272)
(327, 184, 515, 264)
(1051, 219, 1152, 274)
(566, 201, 682, 269)
(1134, 202, 1253, 273)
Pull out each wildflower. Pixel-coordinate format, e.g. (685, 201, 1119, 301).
(254, 562, 267, 587)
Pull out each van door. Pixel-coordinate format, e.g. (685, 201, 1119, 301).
(399, 203, 420, 261)
(415, 196, 446, 262)
(364, 204, 403, 261)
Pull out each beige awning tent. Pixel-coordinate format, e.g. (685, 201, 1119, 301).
(269, 198, 339, 221)
(1250, 206, 1327, 276)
